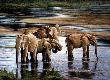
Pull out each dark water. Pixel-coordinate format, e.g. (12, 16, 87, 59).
(0, 35, 110, 79)
(0, 7, 73, 29)
(0, 7, 109, 32)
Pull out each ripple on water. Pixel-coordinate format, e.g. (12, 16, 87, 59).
(0, 35, 16, 47)
(0, 36, 110, 79)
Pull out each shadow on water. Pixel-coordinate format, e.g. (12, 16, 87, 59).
(16, 62, 63, 80)
(16, 60, 97, 80)
(20, 63, 39, 80)
(67, 58, 98, 79)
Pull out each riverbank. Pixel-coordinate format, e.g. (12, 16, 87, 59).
(0, 1, 109, 10)
(0, 1, 110, 15)
(60, 26, 110, 41)
(0, 26, 21, 35)
(20, 13, 110, 25)
(0, 25, 110, 41)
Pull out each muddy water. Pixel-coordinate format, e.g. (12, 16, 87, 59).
(0, 35, 110, 79)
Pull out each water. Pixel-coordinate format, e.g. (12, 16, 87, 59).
(62, 25, 110, 33)
(0, 7, 109, 33)
(0, 7, 72, 29)
(0, 6, 110, 79)
(0, 35, 110, 79)
(0, 35, 16, 47)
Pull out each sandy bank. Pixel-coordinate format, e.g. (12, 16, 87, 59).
(0, 25, 110, 41)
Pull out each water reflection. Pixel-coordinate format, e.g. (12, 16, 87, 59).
(16, 60, 98, 79)
(67, 59, 98, 79)
(40, 62, 51, 79)
(18, 62, 62, 80)
(20, 63, 38, 80)
(82, 61, 89, 70)
(0, 35, 110, 79)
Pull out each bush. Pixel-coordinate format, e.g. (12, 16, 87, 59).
(0, 70, 16, 80)
(42, 68, 63, 80)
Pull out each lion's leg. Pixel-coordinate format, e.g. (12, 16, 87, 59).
(42, 52, 45, 61)
(30, 52, 33, 62)
(33, 52, 37, 63)
(30, 52, 36, 63)
(25, 52, 28, 63)
(22, 57, 26, 63)
(46, 50, 51, 62)
(24, 47, 29, 63)
(82, 46, 87, 61)
(31, 63, 38, 74)
(67, 45, 73, 61)
(42, 52, 46, 62)
(36, 53, 38, 63)
(21, 48, 24, 63)
(34, 48, 38, 63)
(42, 51, 51, 62)
(87, 45, 90, 61)
(42, 48, 47, 62)
(30, 48, 37, 63)
(22, 48, 28, 63)
(16, 48, 19, 63)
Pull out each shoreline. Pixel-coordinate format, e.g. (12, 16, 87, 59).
(20, 17, 110, 25)
(0, 25, 110, 41)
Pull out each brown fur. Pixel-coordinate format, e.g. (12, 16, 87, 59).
(16, 33, 62, 63)
(49, 27, 59, 41)
(16, 33, 51, 63)
(65, 33, 98, 61)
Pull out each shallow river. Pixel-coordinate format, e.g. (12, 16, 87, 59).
(0, 7, 110, 79)
(0, 35, 110, 80)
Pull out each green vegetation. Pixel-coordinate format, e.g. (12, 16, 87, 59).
(0, 0, 110, 3)
(20, 71, 40, 80)
(21, 68, 63, 80)
(0, 1, 110, 12)
(0, 2, 71, 10)
(0, 70, 15, 80)
(42, 68, 63, 80)
(0, 68, 63, 80)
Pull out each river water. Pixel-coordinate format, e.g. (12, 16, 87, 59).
(0, 7, 110, 79)
(0, 35, 110, 80)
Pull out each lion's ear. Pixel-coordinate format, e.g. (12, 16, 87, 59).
(92, 33, 96, 36)
(85, 34, 92, 39)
